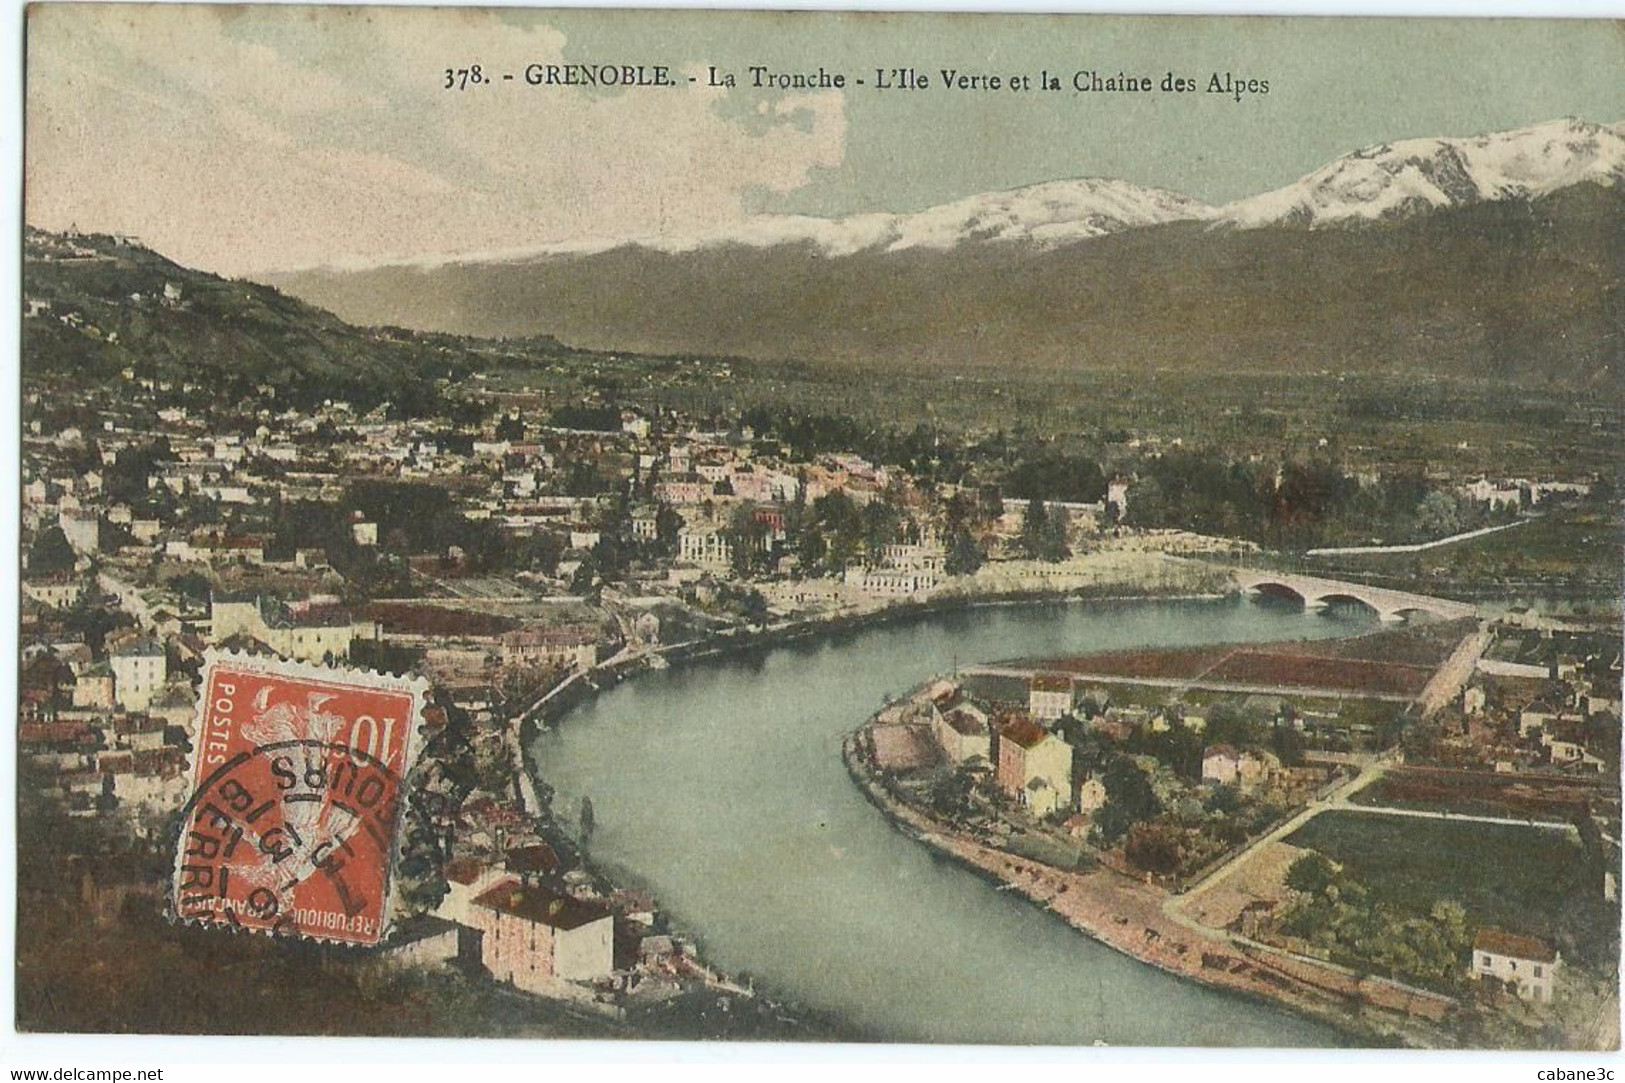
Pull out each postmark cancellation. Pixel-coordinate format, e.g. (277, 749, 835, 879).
(170, 650, 430, 947)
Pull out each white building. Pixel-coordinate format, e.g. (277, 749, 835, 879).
(1201, 744, 1272, 791)
(111, 640, 166, 711)
(1028, 673, 1074, 720)
(846, 567, 938, 597)
(1471, 927, 1560, 1002)
(210, 593, 371, 663)
(930, 690, 991, 765)
(678, 525, 732, 570)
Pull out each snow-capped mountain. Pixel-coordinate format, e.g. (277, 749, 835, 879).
(1219, 118, 1625, 228)
(446, 177, 1215, 266)
(312, 118, 1620, 272)
(266, 116, 1622, 387)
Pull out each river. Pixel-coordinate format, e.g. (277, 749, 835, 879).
(532, 596, 1375, 1046)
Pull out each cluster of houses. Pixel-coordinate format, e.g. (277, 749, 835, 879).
(401, 834, 621, 995)
(920, 672, 1280, 825)
(19, 628, 192, 826)
(1436, 624, 1623, 775)
(1457, 477, 1591, 513)
(374, 710, 727, 1004)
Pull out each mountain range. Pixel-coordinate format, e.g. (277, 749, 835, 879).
(292, 117, 1625, 265)
(73, 118, 1625, 388)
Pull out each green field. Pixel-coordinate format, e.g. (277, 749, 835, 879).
(1287, 811, 1617, 967)
(1309, 506, 1623, 605)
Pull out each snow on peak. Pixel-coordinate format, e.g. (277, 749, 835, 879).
(501, 177, 1215, 264)
(871, 178, 1216, 252)
(1220, 117, 1625, 228)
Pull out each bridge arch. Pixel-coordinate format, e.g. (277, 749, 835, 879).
(1388, 606, 1440, 624)
(1230, 569, 1476, 623)
(1249, 581, 1310, 607)
(1311, 592, 1385, 618)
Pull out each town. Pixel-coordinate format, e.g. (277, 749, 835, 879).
(16, 225, 1622, 1046)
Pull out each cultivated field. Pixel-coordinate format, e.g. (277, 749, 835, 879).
(1286, 812, 1614, 966)
(1350, 768, 1601, 823)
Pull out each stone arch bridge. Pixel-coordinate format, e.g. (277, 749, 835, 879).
(1233, 570, 1478, 623)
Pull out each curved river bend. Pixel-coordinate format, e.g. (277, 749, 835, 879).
(533, 598, 1372, 1046)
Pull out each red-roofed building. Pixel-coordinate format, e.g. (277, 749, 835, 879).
(994, 711, 1073, 817)
(1472, 927, 1560, 1002)
(471, 882, 614, 990)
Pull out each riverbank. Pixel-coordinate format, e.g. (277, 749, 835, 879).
(510, 576, 1248, 1037)
(528, 554, 1233, 732)
(841, 724, 1462, 1049)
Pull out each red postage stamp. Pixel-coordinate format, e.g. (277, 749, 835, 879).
(171, 651, 428, 946)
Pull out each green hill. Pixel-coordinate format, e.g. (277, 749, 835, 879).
(21, 227, 534, 413)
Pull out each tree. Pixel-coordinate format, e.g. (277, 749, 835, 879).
(1414, 491, 1465, 540)
(1004, 453, 1107, 504)
(1094, 756, 1160, 844)
(655, 503, 683, 554)
(796, 521, 828, 575)
(517, 531, 566, 576)
(860, 499, 901, 561)
(725, 504, 770, 578)
(1019, 497, 1048, 560)
(569, 555, 599, 595)
(1124, 822, 1185, 876)
(1123, 475, 1168, 529)
(1039, 503, 1070, 562)
(928, 764, 979, 820)
(26, 526, 77, 576)
(590, 533, 628, 584)
(494, 413, 525, 442)
(944, 527, 985, 577)
(579, 796, 596, 845)
(1270, 720, 1306, 767)
(816, 492, 863, 571)
(165, 570, 213, 607)
(1285, 851, 1339, 895)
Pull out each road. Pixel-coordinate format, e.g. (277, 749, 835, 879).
(1329, 802, 1580, 836)
(1304, 517, 1535, 557)
(958, 664, 1415, 703)
(1169, 757, 1389, 925)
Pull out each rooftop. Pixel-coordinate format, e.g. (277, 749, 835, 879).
(998, 713, 1050, 749)
(472, 882, 611, 932)
(1474, 927, 1558, 963)
(943, 707, 988, 737)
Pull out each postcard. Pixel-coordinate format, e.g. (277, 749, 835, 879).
(16, 2, 1623, 1053)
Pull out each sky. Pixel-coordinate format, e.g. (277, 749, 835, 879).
(23, 4, 1625, 276)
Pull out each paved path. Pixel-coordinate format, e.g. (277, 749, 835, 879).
(1171, 759, 1387, 917)
(959, 665, 1416, 703)
(1305, 518, 1534, 557)
(1332, 802, 1580, 835)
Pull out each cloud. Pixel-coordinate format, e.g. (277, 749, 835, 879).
(24, 5, 850, 275)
